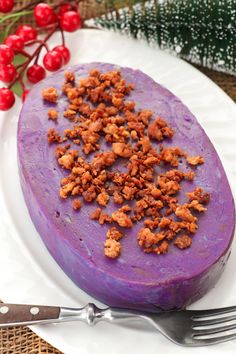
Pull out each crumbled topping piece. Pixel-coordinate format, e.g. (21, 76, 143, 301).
(47, 128, 61, 143)
(63, 109, 77, 120)
(104, 238, 121, 259)
(161, 147, 184, 167)
(175, 205, 196, 223)
(73, 199, 81, 211)
(137, 228, 166, 250)
(174, 235, 192, 249)
(187, 155, 205, 166)
(98, 212, 112, 225)
(148, 117, 174, 141)
(60, 182, 75, 199)
(96, 191, 110, 206)
(90, 208, 102, 220)
(48, 109, 58, 121)
(187, 187, 210, 204)
(58, 154, 75, 170)
(55, 144, 69, 158)
(65, 71, 75, 82)
(184, 170, 195, 181)
(112, 210, 133, 228)
(112, 142, 132, 157)
(113, 191, 124, 204)
(143, 219, 159, 230)
(155, 240, 169, 254)
(58, 150, 78, 170)
(188, 200, 207, 212)
(42, 87, 58, 102)
(82, 186, 96, 202)
(92, 151, 116, 171)
(159, 217, 172, 228)
(151, 187, 162, 199)
(107, 227, 123, 241)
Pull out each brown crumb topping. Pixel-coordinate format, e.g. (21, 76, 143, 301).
(187, 155, 205, 166)
(107, 227, 123, 241)
(174, 235, 192, 249)
(187, 187, 210, 204)
(45, 68, 210, 258)
(47, 128, 62, 144)
(48, 109, 58, 121)
(96, 191, 109, 206)
(104, 238, 121, 259)
(90, 208, 101, 220)
(73, 199, 81, 210)
(65, 71, 75, 82)
(42, 87, 58, 103)
(112, 209, 133, 228)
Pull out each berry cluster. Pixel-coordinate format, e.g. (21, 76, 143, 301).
(0, 1, 81, 111)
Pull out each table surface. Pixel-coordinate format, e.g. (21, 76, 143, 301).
(0, 64, 235, 354)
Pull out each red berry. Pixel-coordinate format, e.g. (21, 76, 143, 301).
(27, 64, 46, 84)
(0, 0, 14, 13)
(60, 11, 81, 32)
(43, 51, 63, 71)
(4, 35, 24, 53)
(16, 25, 37, 43)
(0, 44, 14, 65)
(0, 88, 15, 110)
(53, 45, 70, 65)
(0, 64, 16, 83)
(58, 3, 77, 17)
(34, 3, 57, 27)
(48, 12, 58, 25)
(22, 89, 30, 102)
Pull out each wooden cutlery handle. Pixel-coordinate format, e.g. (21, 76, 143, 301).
(0, 304, 60, 326)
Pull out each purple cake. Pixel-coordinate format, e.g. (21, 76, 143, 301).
(17, 62, 235, 311)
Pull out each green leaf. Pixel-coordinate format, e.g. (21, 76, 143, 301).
(13, 54, 27, 66)
(11, 80, 23, 98)
(11, 56, 27, 97)
(0, 32, 5, 43)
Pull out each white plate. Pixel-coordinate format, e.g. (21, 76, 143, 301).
(0, 29, 236, 354)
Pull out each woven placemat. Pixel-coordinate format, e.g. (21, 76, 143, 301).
(0, 64, 235, 354)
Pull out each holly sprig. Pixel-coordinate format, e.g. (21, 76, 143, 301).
(0, 1, 81, 111)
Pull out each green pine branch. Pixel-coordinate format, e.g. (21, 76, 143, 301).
(95, 0, 236, 75)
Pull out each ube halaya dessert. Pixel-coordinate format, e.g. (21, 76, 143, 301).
(17, 62, 235, 311)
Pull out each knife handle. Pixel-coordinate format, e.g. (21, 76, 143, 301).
(0, 304, 60, 327)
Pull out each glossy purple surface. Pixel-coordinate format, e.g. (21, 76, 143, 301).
(18, 63, 235, 311)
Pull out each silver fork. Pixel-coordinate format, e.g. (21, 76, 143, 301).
(1, 303, 236, 346)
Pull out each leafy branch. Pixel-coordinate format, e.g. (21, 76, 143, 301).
(95, 0, 236, 75)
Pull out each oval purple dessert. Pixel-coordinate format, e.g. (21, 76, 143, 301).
(18, 62, 235, 311)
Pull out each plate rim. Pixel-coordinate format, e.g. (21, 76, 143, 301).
(1, 28, 236, 354)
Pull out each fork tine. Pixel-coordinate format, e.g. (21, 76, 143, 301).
(191, 306, 236, 319)
(193, 323, 236, 336)
(192, 333, 236, 346)
(192, 314, 236, 326)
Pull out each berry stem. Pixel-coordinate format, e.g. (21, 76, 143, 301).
(19, 50, 31, 58)
(18, 76, 26, 90)
(15, 62, 26, 69)
(60, 27, 65, 46)
(8, 25, 58, 89)
(25, 39, 49, 52)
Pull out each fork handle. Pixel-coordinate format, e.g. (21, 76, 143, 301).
(0, 303, 147, 328)
(0, 304, 60, 327)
